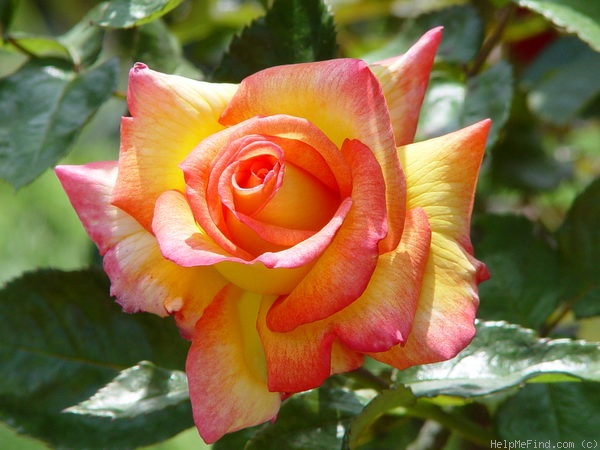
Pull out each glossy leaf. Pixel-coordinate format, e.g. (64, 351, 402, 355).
(213, 0, 337, 82)
(95, 0, 184, 29)
(557, 177, 600, 318)
(496, 382, 600, 443)
(473, 214, 561, 329)
(0, 269, 192, 449)
(516, 0, 600, 52)
(65, 361, 189, 419)
(0, 58, 118, 188)
(522, 36, 600, 125)
(396, 321, 600, 398)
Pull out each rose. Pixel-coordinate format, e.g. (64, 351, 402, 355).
(56, 27, 490, 443)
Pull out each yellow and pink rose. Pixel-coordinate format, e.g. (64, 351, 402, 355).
(57, 28, 490, 443)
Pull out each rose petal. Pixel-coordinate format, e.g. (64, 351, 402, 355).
(56, 163, 224, 320)
(370, 27, 442, 146)
(266, 139, 388, 332)
(220, 58, 405, 253)
(112, 63, 238, 230)
(332, 207, 431, 352)
(187, 286, 281, 443)
(258, 296, 335, 393)
(398, 119, 491, 248)
(258, 208, 430, 393)
(370, 120, 491, 367)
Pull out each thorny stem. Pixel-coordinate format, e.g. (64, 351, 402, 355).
(468, 3, 516, 77)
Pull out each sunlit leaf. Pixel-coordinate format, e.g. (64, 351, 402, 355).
(0, 58, 118, 188)
(65, 361, 188, 419)
(0, 33, 71, 59)
(0, 269, 192, 449)
(516, 0, 600, 52)
(396, 321, 600, 398)
(95, 0, 184, 29)
(213, 0, 337, 82)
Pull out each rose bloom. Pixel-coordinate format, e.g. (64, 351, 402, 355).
(56, 28, 489, 443)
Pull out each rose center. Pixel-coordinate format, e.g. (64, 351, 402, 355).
(234, 155, 279, 190)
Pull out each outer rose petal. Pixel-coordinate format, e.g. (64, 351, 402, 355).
(220, 58, 405, 252)
(56, 162, 226, 323)
(258, 208, 430, 393)
(371, 120, 491, 367)
(332, 207, 431, 352)
(370, 27, 442, 146)
(187, 286, 280, 443)
(112, 63, 238, 230)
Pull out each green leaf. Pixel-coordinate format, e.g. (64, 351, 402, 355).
(417, 61, 512, 147)
(65, 361, 189, 419)
(557, 177, 600, 318)
(0, 58, 118, 188)
(0, 33, 71, 59)
(395, 321, 600, 398)
(473, 214, 561, 329)
(521, 36, 600, 125)
(345, 387, 415, 449)
(496, 382, 600, 442)
(213, 0, 337, 82)
(515, 0, 600, 52)
(364, 5, 484, 64)
(95, 0, 184, 29)
(0, 269, 192, 449)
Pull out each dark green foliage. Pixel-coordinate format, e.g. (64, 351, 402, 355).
(213, 0, 337, 82)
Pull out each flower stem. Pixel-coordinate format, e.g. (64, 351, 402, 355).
(349, 367, 391, 391)
(468, 3, 516, 77)
(401, 401, 496, 447)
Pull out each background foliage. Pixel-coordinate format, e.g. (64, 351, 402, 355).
(1, 0, 599, 448)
